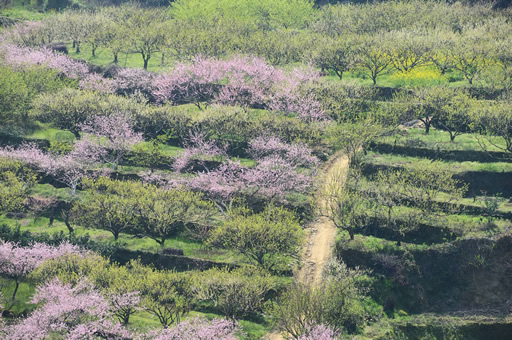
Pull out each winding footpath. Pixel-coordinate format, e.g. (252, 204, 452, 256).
(298, 152, 349, 285)
(266, 152, 350, 339)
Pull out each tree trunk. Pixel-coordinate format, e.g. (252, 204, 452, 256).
(113, 53, 118, 64)
(425, 121, 430, 134)
(372, 76, 377, 85)
(76, 42, 80, 54)
(349, 229, 355, 240)
(92, 45, 96, 57)
(62, 210, 74, 233)
(11, 281, 20, 302)
(71, 129, 81, 140)
(64, 220, 74, 234)
(113, 231, 119, 241)
(158, 238, 166, 247)
(143, 58, 149, 70)
(48, 207, 55, 226)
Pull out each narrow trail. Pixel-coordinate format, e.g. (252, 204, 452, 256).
(265, 152, 349, 339)
(297, 152, 349, 285)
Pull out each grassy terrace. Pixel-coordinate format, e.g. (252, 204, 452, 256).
(64, 42, 481, 89)
(22, 121, 257, 167)
(355, 176, 512, 215)
(375, 128, 509, 153)
(0, 276, 269, 337)
(0, 214, 247, 264)
(363, 151, 512, 173)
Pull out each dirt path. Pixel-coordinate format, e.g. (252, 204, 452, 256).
(297, 152, 349, 285)
(265, 153, 349, 339)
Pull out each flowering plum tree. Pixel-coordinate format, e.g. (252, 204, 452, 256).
(214, 55, 284, 108)
(1, 44, 89, 79)
(79, 73, 116, 94)
(79, 114, 143, 170)
(107, 291, 142, 326)
(152, 56, 226, 108)
(188, 160, 247, 213)
(184, 136, 318, 213)
(113, 67, 156, 98)
(248, 136, 319, 168)
(140, 317, 240, 340)
(173, 130, 227, 173)
(151, 54, 326, 122)
(298, 324, 339, 340)
(2, 279, 132, 340)
(0, 241, 83, 305)
(0, 143, 105, 197)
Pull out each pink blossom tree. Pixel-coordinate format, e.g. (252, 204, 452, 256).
(152, 56, 226, 109)
(79, 114, 143, 170)
(298, 324, 339, 340)
(173, 130, 227, 173)
(3, 21, 45, 47)
(140, 317, 241, 340)
(248, 136, 319, 168)
(151, 54, 322, 117)
(268, 65, 327, 123)
(243, 155, 314, 200)
(2, 279, 132, 340)
(0, 143, 106, 197)
(188, 160, 247, 214)
(113, 67, 155, 98)
(107, 291, 141, 325)
(185, 136, 318, 213)
(1, 44, 89, 79)
(214, 55, 284, 108)
(0, 241, 83, 306)
(79, 73, 116, 94)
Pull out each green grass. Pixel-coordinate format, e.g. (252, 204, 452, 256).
(25, 121, 76, 142)
(364, 151, 512, 173)
(0, 214, 247, 264)
(1, 2, 49, 21)
(356, 175, 512, 215)
(376, 128, 508, 153)
(66, 44, 172, 73)
(325, 64, 468, 88)
(0, 278, 36, 316)
(29, 183, 73, 200)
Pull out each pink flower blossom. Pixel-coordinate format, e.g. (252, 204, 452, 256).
(173, 130, 227, 173)
(3, 279, 132, 340)
(298, 324, 339, 340)
(79, 114, 143, 170)
(186, 138, 318, 211)
(0, 241, 84, 281)
(140, 317, 240, 340)
(248, 136, 319, 168)
(0, 143, 107, 196)
(79, 73, 116, 94)
(113, 67, 155, 96)
(1, 44, 89, 79)
(152, 54, 327, 122)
